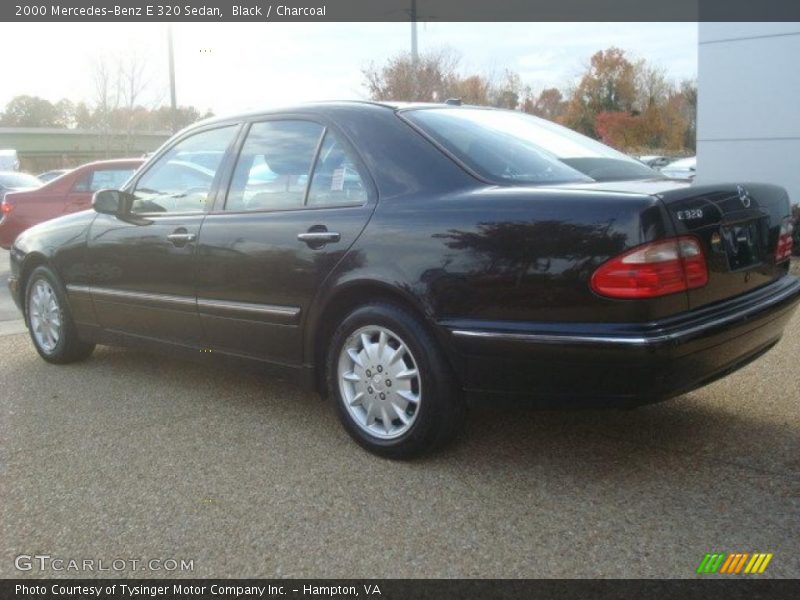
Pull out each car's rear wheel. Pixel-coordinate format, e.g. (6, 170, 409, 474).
(327, 302, 464, 458)
(25, 266, 95, 364)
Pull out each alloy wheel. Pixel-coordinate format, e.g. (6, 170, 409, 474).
(28, 278, 62, 354)
(337, 325, 422, 439)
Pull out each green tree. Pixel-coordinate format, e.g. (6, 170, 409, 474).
(0, 95, 60, 127)
(523, 88, 566, 121)
(73, 102, 96, 129)
(53, 99, 76, 128)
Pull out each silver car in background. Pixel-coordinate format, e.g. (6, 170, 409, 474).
(661, 156, 696, 180)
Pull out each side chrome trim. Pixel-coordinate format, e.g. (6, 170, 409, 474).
(451, 330, 650, 346)
(79, 286, 197, 309)
(65, 284, 93, 295)
(66, 285, 301, 323)
(197, 298, 300, 324)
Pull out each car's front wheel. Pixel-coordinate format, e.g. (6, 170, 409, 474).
(327, 302, 464, 458)
(25, 266, 95, 364)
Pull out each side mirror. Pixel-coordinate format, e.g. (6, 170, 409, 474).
(92, 189, 129, 216)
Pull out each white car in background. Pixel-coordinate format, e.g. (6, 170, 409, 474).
(0, 149, 20, 171)
(661, 156, 696, 180)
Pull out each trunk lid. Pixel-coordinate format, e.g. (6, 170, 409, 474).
(656, 181, 791, 309)
(551, 179, 792, 310)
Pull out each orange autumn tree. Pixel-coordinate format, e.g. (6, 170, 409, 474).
(363, 46, 697, 154)
(563, 47, 638, 137)
(524, 87, 567, 121)
(594, 111, 645, 147)
(563, 48, 692, 152)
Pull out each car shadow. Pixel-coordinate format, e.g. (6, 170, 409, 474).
(84, 344, 799, 481)
(440, 393, 800, 481)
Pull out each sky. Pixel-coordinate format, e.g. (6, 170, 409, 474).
(0, 22, 697, 116)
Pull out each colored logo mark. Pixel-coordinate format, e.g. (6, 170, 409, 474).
(697, 552, 773, 574)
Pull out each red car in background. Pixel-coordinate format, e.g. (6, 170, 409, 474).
(0, 158, 143, 249)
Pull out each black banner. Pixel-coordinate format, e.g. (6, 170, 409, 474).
(2, 0, 800, 22)
(3, 579, 800, 600)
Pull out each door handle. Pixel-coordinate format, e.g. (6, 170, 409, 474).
(297, 231, 341, 244)
(167, 231, 196, 245)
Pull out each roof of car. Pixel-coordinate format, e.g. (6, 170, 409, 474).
(76, 158, 145, 169)
(190, 100, 483, 130)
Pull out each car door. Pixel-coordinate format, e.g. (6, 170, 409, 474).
(65, 165, 139, 214)
(85, 124, 240, 345)
(195, 117, 377, 364)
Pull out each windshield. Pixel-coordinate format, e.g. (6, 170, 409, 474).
(0, 172, 41, 188)
(402, 107, 660, 185)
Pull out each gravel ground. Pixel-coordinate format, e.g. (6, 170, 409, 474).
(0, 248, 20, 324)
(0, 304, 799, 579)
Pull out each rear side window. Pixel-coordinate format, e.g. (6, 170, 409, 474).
(73, 168, 136, 193)
(226, 120, 324, 212)
(306, 131, 368, 207)
(225, 121, 370, 212)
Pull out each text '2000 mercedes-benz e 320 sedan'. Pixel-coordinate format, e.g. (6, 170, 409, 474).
(8, 101, 800, 457)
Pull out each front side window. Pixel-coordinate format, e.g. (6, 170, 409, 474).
(73, 168, 137, 193)
(226, 120, 324, 212)
(403, 108, 659, 184)
(131, 125, 237, 214)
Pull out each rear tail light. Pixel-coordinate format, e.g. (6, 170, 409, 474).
(775, 218, 794, 263)
(0, 199, 12, 220)
(591, 236, 709, 299)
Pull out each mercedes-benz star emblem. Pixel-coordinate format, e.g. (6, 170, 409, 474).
(737, 185, 751, 208)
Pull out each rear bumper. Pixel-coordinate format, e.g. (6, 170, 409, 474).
(441, 276, 800, 407)
(0, 218, 23, 249)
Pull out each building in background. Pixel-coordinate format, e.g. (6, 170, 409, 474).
(697, 23, 800, 204)
(0, 128, 169, 172)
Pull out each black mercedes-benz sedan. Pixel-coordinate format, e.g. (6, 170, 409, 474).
(8, 101, 800, 457)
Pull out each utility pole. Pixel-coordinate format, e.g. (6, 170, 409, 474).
(167, 25, 178, 132)
(410, 0, 418, 66)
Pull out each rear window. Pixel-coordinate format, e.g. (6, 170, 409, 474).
(402, 107, 659, 185)
(73, 168, 137, 192)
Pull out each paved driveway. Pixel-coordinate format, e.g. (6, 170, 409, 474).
(0, 259, 798, 578)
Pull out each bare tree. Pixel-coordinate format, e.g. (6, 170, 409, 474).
(91, 52, 152, 153)
(363, 48, 461, 102)
(92, 57, 120, 156)
(118, 52, 150, 151)
(633, 60, 671, 112)
(490, 70, 524, 109)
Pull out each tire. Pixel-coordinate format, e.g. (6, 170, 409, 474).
(326, 302, 465, 458)
(24, 266, 95, 364)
